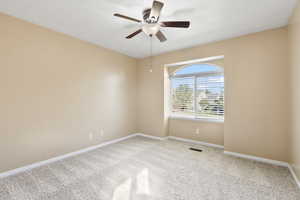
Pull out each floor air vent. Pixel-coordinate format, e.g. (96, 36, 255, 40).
(189, 147, 203, 152)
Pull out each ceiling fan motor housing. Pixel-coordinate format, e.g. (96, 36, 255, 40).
(143, 8, 158, 23)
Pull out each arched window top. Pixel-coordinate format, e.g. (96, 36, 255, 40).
(173, 64, 223, 76)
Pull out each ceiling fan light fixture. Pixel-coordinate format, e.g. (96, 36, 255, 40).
(114, 0, 190, 42)
(142, 23, 160, 36)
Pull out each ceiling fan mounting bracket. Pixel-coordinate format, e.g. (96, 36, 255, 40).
(143, 8, 158, 23)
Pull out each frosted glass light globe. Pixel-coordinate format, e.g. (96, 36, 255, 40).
(142, 23, 160, 36)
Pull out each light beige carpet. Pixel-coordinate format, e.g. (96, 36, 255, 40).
(0, 136, 299, 200)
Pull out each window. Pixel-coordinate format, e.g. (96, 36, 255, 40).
(170, 64, 224, 121)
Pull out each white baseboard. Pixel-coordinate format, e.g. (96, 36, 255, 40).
(0, 133, 137, 179)
(224, 151, 300, 189)
(224, 151, 289, 167)
(168, 136, 224, 149)
(288, 164, 300, 189)
(135, 134, 224, 149)
(135, 133, 167, 140)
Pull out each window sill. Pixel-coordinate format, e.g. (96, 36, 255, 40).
(169, 115, 224, 123)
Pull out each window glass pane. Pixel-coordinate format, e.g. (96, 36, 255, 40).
(171, 77, 195, 117)
(174, 64, 222, 75)
(170, 63, 224, 121)
(196, 74, 224, 120)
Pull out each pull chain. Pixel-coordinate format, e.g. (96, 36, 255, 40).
(149, 35, 153, 73)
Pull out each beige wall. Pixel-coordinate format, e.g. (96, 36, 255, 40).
(288, 0, 300, 181)
(137, 28, 289, 162)
(169, 119, 224, 145)
(0, 13, 137, 173)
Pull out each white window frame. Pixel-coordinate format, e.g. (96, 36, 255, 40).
(170, 70, 224, 122)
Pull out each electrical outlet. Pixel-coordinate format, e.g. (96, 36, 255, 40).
(196, 128, 200, 135)
(89, 132, 93, 140)
(100, 129, 104, 137)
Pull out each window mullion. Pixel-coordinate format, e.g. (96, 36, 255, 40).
(170, 77, 173, 116)
(194, 76, 197, 119)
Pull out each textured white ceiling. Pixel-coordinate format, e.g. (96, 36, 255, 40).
(0, 0, 297, 58)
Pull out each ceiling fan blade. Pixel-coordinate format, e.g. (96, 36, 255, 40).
(156, 30, 167, 42)
(149, 1, 164, 22)
(114, 13, 141, 23)
(126, 29, 142, 39)
(161, 21, 190, 28)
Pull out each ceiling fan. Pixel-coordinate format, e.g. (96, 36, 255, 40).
(113, 0, 190, 42)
